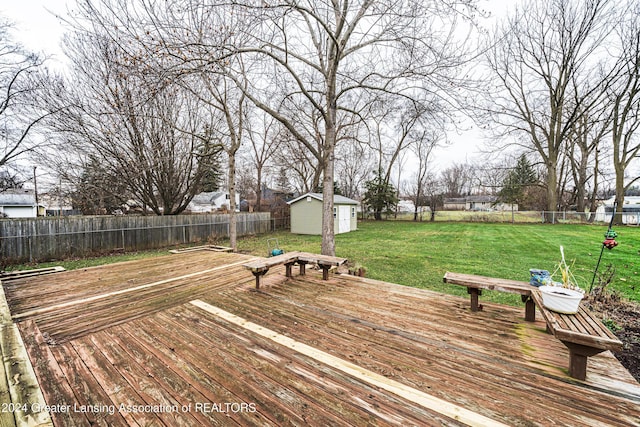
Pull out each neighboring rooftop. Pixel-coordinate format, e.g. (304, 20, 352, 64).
(0, 189, 36, 206)
(288, 192, 359, 205)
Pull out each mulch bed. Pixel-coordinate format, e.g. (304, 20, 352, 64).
(584, 294, 640, 382)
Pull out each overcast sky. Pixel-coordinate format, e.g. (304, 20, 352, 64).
(0, 0, 519, 184)
(1, 1, 68, 66)
(1, 0, 515, 53)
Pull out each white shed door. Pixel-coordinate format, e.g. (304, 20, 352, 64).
(338, 205, 350, 233)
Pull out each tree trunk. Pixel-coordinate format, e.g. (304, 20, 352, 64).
(544, 157, 558, 222)
(614, 164, 625, 226)
(228, 153, 237, 251)
(321, 110, 336, 256)
(255, 166, 262, 212)
(321, 156, 335, 256)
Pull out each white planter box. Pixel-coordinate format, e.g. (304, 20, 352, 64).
(538, 286, 584, 314)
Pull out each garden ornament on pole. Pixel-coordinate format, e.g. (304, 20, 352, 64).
(590, 201, 618, 293)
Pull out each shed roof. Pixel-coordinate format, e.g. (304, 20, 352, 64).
(190, 191, 226, 205)
(0, 189, 36, 206)
(466, 195, 497, 203)
(287, 192, 359, 205)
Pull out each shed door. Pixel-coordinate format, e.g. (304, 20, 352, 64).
(338, 205, 350, 233)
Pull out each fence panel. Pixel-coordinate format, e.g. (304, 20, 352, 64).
(0, 212, 271, 264)
(418, 210, 609, 224)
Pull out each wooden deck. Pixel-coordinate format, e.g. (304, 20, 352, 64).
(1, 251, 638, 426)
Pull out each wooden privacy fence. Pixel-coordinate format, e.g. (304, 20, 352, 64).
(0, 212, 271, 264)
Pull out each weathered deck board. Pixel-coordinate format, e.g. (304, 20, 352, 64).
(3, 251, 244, 315)
(1, 251, 638, 426)
(207, 275, 638, 426)
(7, 255, 257, 343)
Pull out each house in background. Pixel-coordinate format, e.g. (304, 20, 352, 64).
(0, 189, 42, 218)
(443, 198, 466, 211)
(288, 192, 358, 235)
(40, 193, 79, 216)
(595, 196, 640, 224)
(188, 191, 240, 213)
(443, 195, 517, 212)
(466, 195, 517, 212)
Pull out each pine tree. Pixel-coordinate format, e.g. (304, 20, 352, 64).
(363, 169, 398, 220)
(498, 155, 538, 209)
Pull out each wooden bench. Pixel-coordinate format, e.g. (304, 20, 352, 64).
(530, 289, 623, 380)
(243, 251, 348, 289)
(444, 272, 624, 380)
(443, 272, 536, 321)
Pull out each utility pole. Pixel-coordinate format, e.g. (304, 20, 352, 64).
(33, 166, 39, 217)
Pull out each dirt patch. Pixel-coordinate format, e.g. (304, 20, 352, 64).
(583, 294, 640, 383)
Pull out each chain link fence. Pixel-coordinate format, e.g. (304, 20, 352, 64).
(400, 210, 626, 224)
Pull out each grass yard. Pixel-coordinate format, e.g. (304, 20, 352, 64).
(13, 220, 640, 305)
(238, 221, 640, 304)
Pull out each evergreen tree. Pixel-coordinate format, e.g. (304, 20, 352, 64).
(198, 144, 224, 193)
(363, 169, 398, 220)
(498, 155, 538, 209)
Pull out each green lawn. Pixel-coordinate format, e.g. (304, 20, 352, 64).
(239, 221, 640, 304)
(13, 220, 640, 305)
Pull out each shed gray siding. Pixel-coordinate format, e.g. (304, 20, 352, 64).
(289, 193, 358, 235)
(290, 196, 323, 235)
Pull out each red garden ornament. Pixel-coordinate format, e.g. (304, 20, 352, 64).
(603, 229, 618, 250)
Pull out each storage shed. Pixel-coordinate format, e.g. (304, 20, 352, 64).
(288, 192, 358, 235)
(0, 189, 39, 218)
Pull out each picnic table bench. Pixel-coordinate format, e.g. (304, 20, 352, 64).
(443, 272, 623, 380)
(243, 251, 348, 289)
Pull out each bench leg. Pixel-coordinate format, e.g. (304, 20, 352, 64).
(523, 296, 536, 322)
(321, 265, 330, 280)
(563, 342, 604, 380)
(252, 270, 268, 290)
(298, 261, 308, 276)
(467, 288, 482, 311)
(285, 262, 295, 278)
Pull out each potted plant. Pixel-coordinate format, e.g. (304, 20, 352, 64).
(538, 246, 585, 314)
(348, 262, 367, 277)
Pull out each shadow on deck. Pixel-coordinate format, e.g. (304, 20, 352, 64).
(0, 251, 638, 426)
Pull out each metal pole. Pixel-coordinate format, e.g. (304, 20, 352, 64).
(33, 166, 39, 217)
(590, 201, 617, 293)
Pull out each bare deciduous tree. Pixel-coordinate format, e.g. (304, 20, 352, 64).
(225, 0, 479, 255)
(565, 104, 608, 214)
(440, 162, 475, 197)
(52, 21, 222, 215)
(408, 130, 442, 221)
(608, 1, 640, 223)
(336, 137, 373, 200)
(482, 0, 616, 219)
(0, 20, 59, 178)
(245, 110, 281, 212)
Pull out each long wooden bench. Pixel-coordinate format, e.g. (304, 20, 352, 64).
(443, 272, 623, 380)
(443, 272, 536, 321)
(243, 251, 348, 289)
(529, 289, 623, 380)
